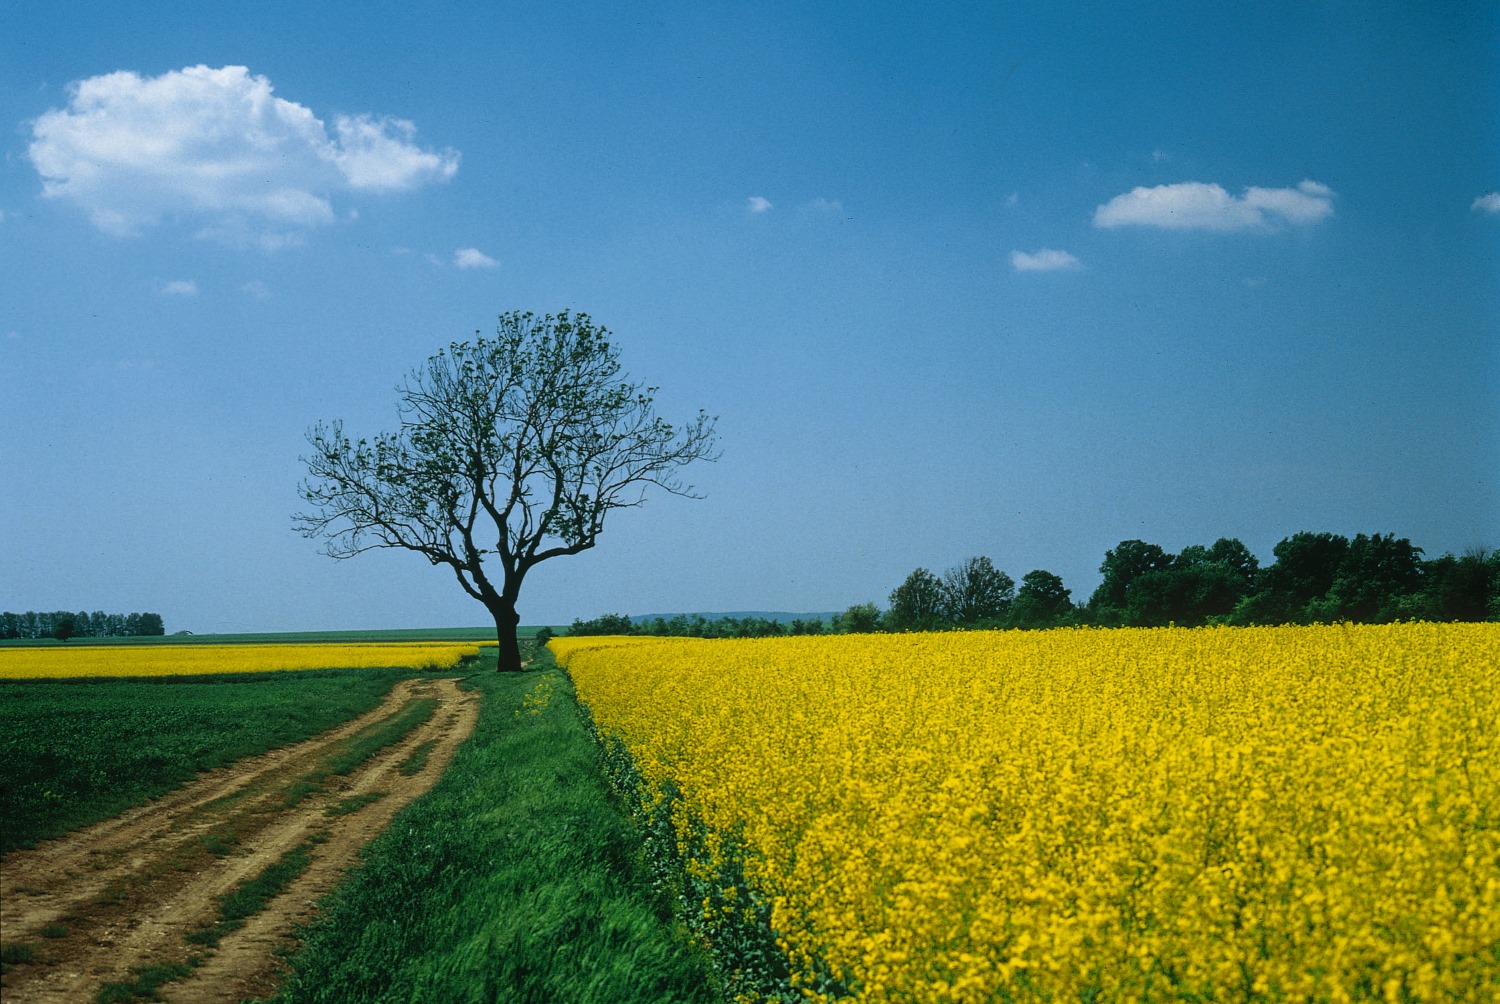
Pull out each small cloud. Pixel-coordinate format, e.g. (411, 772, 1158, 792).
(1093, 179, 1334, 232)
(6, 330, 19, 340)
(1005, 192, 1020, 208)
(803, 197, 844, 215)
(453, 247, 499, 269)
(27, 65, 459, 246)
(746, 196, 772, 213)
(1473, 192, 1500, 214)
(160, 279, 198, 296)
(241, 280, 272, 299)
(1010, 248, 1082, 273)
(1151, 148, 1169, 163)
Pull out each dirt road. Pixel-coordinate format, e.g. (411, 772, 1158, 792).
(0, 676, 480, 1003)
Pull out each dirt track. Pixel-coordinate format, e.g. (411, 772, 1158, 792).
(0, 676, 480, 1003)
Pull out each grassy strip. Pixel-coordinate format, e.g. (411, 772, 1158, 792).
(398, 739, 439, 776)
(0, 668, 421, 853)
(186, 837, 323, 949)
(326, 791, 388, 817)
(95, 960, 199, 1003)
(325, 700, 439, 775)
(267, 646, 719, 1004)
(282, 699, 440, 808)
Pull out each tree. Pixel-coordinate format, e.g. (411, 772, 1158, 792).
(1421, 547, 1495, 622)
(1125, 537, 1258, 626)
(295, 310, 719, 672)
(886, 567, 948, 632)
(832, 603, 883, 634)
(51, 614, 77, 642)
(1252, 532, 1350, 622)
(1316, 533, 1423, 623)
(1009, 569, 1073, 629)
(1088, 540, 1173, 625)
(941, 556, 1014, 626)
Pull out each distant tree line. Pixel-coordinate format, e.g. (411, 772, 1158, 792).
(0, 610, 166, 641)
(567, 532, 1498, 639)
(567, 611, 831, 639)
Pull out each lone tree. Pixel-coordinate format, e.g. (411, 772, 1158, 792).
(295, 310, 719, 672)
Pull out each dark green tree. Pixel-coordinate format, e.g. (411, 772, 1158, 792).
(296, 310, 719, 672)
(1234, 532, 1350, 624)
(1009, 569, 1073, 629)
(1315, 533, 1424, 623)
(886, 567, 948, 632)
(1126, 537, 1259, 626)
(51, 614, 77, 642)
(1419, 551, 1490, 621)
(1088, 540, 1173, 625)
(941, 556, 1015, 626)
(833, 603, 883, 634)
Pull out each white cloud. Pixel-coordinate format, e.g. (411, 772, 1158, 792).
(160, 279, 198, 296)
(27, 65, 459, 244)
(1473, 192, 1500, 214)
(1010, 248, 1082, 273)
(454, 247, 499, 269)
(240, 280, 272, 299)
(1093, 180, 1334, 232)
(747, 196, 772, 213)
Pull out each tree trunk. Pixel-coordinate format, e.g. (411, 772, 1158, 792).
(492, 603, 524, 673)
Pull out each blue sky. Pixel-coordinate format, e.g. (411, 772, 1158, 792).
(2, 1, 1496, 632)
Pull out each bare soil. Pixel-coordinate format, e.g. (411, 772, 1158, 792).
(0, 676, 480, 1003)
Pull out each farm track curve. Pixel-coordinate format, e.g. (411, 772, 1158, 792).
(0, 675, 481, 1003)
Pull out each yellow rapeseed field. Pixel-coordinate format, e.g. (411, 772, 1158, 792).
(0, 641, 489, 679)
(557, 624, 1500, 1003)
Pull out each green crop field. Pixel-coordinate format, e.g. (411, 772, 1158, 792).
(0, 665, 422, 852)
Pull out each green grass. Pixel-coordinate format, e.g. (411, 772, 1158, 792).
(326, 791, 388, 817)
(324, 699, 439, 775)
(397, 739, 439, 776)
(282, 699, 440, 808)
(95, 960, 198, 1003)
(186, 838, 321, 948)
(0, 667, 421, 852)
(268, 647, 719, 1004)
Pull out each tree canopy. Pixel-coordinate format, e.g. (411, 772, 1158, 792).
(296, 310, 718, 671)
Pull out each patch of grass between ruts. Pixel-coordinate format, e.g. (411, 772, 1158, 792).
(397, 738, 439, 776)
(186, 836, 323, 948)
(282, 698, 440, 807)
(95, 960, 198, 1003)
(267, 646, 719, 1004)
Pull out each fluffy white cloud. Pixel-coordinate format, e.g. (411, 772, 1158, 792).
(159, 279, 198, 296)
(1473, 192, 1500, 214)
(454, 247, 499, 269)
(28, 65, 459, 243)
(746, 196, 772, 213)
(1010, 248, 1082, 272)
(1093, 180, 1334, 232)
